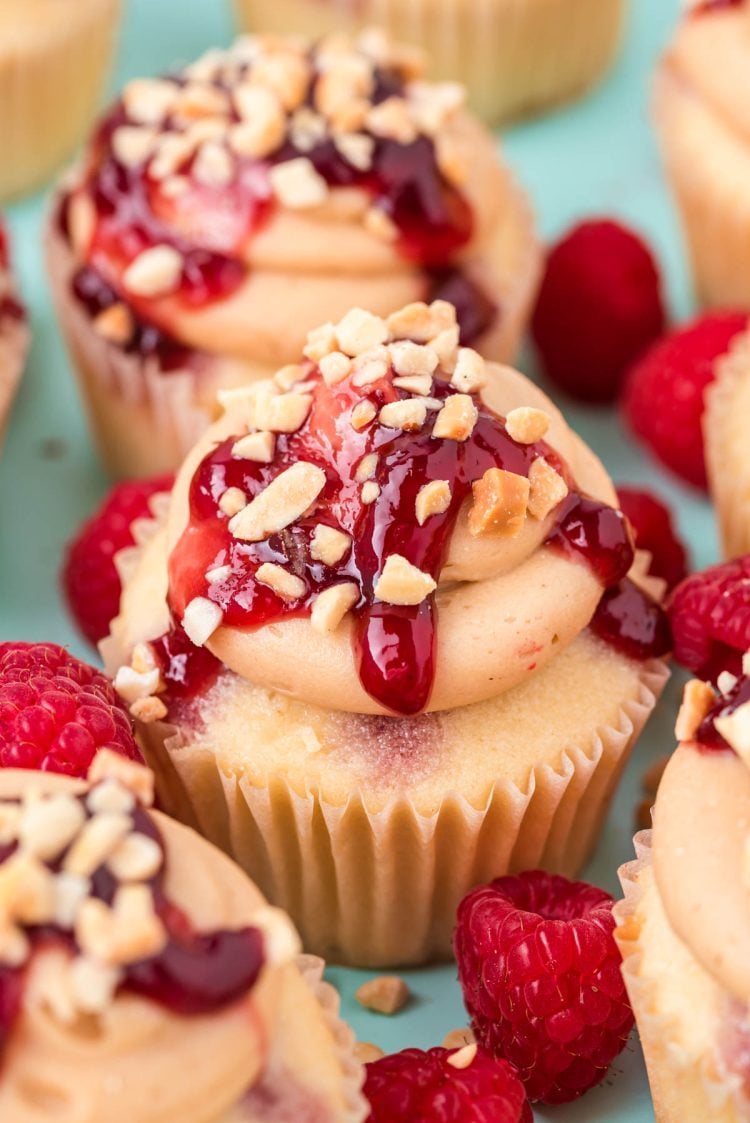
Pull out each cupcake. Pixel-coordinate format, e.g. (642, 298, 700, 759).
(0, 219, 29, 449)
(47, 31, 540, 479)
(654, 1, 750, 310)
(705, 325, 750, 559)
(0, 0, 121, 201)
(0, 751, 365, 1121)
(104, 301, 670, 968)
(616, 664, 750, 1123)
(234, 2, 626, 126)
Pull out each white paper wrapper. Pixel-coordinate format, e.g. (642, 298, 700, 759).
(615, 833, 747, 1123)
(235, 0, 625, 124)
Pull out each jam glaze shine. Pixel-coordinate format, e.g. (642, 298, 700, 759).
(0, 790, 265, 1067)
(166, 362, 669, 717)
(60, 41, 499, 366)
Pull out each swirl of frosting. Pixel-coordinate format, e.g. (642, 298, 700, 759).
(0, 761, 301, 1123)
(61, 31, 517, 369)
(159, 301, 655, 718)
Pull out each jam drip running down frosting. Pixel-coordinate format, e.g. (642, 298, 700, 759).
(164, 302, 669, 717)
(0, 755, 265, 1065)
(63, 32, 496, 363)
(688, 659, 750, 751)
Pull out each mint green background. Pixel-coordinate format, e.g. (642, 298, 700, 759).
(1, 1, 709, 1118)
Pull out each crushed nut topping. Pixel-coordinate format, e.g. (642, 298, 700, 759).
(219, 486, 248, 517)
(93, 302, 135, 345)
(374, 554, 437, 605)
(715, 703, 750, 759)
(450, 348, 486, 393)
(335, 308, 390, 357)
(355, 975, 411, 1015)
(447, 1043, 478, 1070)
(379, 399, 427, 432)
(432, 393, 478, 441)
(310, 524, 351, 566)
(232, 430, 276, 463)
(527, 457, 568, 520)
(256, 562, 307, 601)
(468, 468, 529, 538)
(361, 480, 381, 504)
(505, 407, 550, 445)
(122, 245, 183, 298)
(182, 596, 223, 647)
(269, 157, 329, 208)
(351, 400, 377, 430)
(310, 582, 359, 634)
(229, 461, 326, 542)
(675, 679, 716, 742)
(416, 480, 452, 525)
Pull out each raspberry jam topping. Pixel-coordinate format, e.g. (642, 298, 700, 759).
(64, 37, 495, 359)
(692, 0, 744, 13)
(167, 348, 662, 715)
(0, 223, 25, 325)
(0, 787, 265, 1064)
(151, 624, 222, 705)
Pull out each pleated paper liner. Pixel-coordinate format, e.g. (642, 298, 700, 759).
(46, 152, 540, 480)
(104, 495, 669, 967)
(706, 329, 750, 560)
(234, 0, 625, 125)
(239, 955, 367, 1123)
(654, 66, 750, 311)
(0, 313, 30, 450)
(615, 833, 747, 1123)
(0, 0, 121, 202)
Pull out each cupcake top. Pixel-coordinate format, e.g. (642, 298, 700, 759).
(0, 751, 303, 1122)
(59, 31, 508, 366)
(652, 659, 750, 1007)
(115, 301, 669, 719)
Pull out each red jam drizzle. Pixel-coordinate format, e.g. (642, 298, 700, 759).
(65, 55, 495, 355)
(589, 578, 672, 661)
(696, 674, 750, 751)
(167, 370, 661, 715)
(150, 623, 222, 705)
(0, 796, 264, 1058)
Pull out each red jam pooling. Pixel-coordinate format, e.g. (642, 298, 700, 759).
(692, 0, 744, 14)
(0, 794, 264, 1060)
(696, 674, 750, 751)
(589, 578, 672, 661)
(167, 369, 661, 715)
(65, 50, 494, 353)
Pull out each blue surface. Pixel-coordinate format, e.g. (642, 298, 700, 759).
(1, 1, 708, 1118)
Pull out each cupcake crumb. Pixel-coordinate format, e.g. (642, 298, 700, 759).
(354, 1041, 386, 1064)
(356, 975, 411, 1015)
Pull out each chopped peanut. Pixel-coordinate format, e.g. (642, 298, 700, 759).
(468, 468, 530, 538)
(355, 975, 411, 1015)
(310, 525, 351, 566)
(527, 458, 568, 520)
(256, 563, 307, 601)
(505, 407, 550, 445)
(229, 462, 326, 542)
(415, 480, 451, 525)
(374, 555, 436, 606)
(310, 583, 359, 634)
(432, 393, 478, 441)
(675, 679, 716, 742)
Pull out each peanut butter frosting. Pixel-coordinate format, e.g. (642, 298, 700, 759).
(661, 3, 750, 142)
(653, 661, 750, 1007)
(56, 30, 536, 376)
(111, 301, 669, 721)
(0, 754, 313, 1123)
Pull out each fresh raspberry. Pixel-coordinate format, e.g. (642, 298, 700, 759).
(0, 642, 142, 775)
(622, 312, 747, 490)
(616, 486, 689, 591)
(667, 555, 750, 682)
(364, 1047, 531, 1123)
(62, 475, 173, 646)
(531, 219, 666, 402)
(454, 870, 633, 1104)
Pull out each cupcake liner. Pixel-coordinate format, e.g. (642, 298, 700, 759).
(45, 212, 242, 479)
(0, 314, 30, 450)
(237, 955, 367, 1122)
(705, 330, 750, 560)
(653, 67, 750, 310)
(235, 0, 625, 125)
(615, 833, 745, 1123)
(0, 0, 121, 201)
